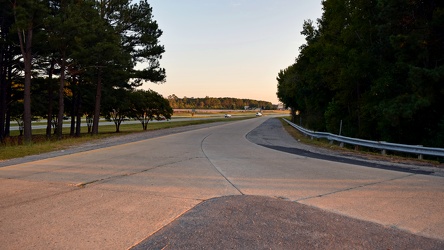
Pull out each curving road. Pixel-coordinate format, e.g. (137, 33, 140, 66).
(1, 117, 443, 249)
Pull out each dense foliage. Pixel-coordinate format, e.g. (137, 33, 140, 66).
(277, 0, 444, 147)
(0, 0, 167, 142)
(166, 94, 274, 110)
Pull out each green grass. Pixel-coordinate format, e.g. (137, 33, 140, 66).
(0, 116, 251, 161)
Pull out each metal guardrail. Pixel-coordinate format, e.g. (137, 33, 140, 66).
(284, 118, 444, 158)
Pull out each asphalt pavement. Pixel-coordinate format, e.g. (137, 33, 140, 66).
(133, 195, 443, 250)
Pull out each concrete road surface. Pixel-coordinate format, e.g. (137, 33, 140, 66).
(1, 117, 443, 249)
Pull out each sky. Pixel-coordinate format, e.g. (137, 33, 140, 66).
(142, 0, 324, 104)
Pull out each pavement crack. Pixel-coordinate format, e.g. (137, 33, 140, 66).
(200, 134, 244, 195)
(75, 180, 102, 188)
(74, 158, 198, 188)
(294, 173, 416, 202)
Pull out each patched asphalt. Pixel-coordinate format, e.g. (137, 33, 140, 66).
(132, 195, 444, 249)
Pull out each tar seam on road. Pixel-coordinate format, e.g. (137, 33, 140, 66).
(74, 157, 203, 189)
(200, 134, 244, 195)
(294, 173, 416, 202)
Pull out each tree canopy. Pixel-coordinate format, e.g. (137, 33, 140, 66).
(1, 0, 166, 141)
(277, 0, 444, 147)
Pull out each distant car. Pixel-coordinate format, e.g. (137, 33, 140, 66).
(225, 114, 232, 118)
(256, 112, 262, 117)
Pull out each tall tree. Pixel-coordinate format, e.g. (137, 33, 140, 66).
(70, 0, 126, 135)
(12, 0, 47, 142)
(85, 0, 165, 135)
(0, 0, 18, 141)
(45, 1, 73, 138)
(119, 0, 166, 86)
(13, 0, 47, 143)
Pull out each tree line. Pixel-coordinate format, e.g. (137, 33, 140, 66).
(0, 0, 169, 143)
(277, 0, 444, 147)
(166, 94, 275, 110)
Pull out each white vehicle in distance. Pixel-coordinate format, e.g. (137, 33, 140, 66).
(224, 114, 232, 118)
(256, 112, 262, 117)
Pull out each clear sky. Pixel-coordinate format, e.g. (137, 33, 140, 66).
(142, 0, 324, 104)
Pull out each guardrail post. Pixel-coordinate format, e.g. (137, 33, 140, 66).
(417, 145, 423, 160)
(339, 142, 344, 148)
(381, 149, 386, 155)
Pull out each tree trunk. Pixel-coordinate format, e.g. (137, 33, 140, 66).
(75, 109, 81, 137)
(75, 81, 82, 137)
(4, 53, 12, 138)
(0, 10, 7, 142)
(92, 68, 102, 135)
(19, 26, 33, 143)
(5, 105, 11, 138)
(57, 52, 66, 139)
(290, 108, 296, 123)
(115, 122, 120, 133)
(46, 59, 55, 138)
(70, 113, 75, 136)
(70, 91, 76, 136)
(0, 47, 6, 142)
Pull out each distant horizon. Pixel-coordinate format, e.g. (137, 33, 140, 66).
(162, 93, 280, 104)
